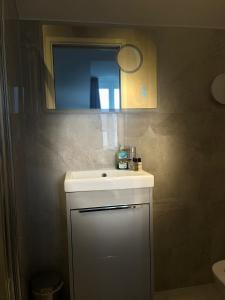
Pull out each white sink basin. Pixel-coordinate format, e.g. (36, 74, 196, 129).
(64, 169, 154, 192)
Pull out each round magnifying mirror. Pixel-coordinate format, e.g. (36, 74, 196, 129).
(117, 44, 143, 73)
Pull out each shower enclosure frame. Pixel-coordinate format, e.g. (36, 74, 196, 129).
(0, 0, 22, 298)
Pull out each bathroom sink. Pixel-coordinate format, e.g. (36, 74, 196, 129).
(64, 169, 154, 192)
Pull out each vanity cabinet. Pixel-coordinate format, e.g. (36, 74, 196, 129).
(66, 188, 154, 300)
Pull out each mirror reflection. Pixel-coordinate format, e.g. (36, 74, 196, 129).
(53, 45, 121, 110)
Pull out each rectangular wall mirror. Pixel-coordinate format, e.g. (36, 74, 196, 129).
(43, 25, 157, 111)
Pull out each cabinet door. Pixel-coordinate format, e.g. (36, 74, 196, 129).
(70, 204, 151, 300)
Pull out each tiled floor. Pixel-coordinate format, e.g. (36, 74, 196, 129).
(155, 283, 225, 300)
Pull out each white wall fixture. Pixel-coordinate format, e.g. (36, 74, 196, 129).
(211, 73, 225, 104)
(212, 260, 225, 296)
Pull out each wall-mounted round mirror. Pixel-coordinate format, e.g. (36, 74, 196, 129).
(117, 44, 143, 73)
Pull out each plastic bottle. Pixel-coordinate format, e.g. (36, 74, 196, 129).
(137, 157, 143, 171)
(116, 145, 128, 170)
(132, 158, 138, 171)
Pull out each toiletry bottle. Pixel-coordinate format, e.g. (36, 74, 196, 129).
(132, 158, 138, 171)
(128, 146, 136, 170)
(137, 157, 143, 171)
(116, 145, 128, 170)
(130, 146, 136, 160)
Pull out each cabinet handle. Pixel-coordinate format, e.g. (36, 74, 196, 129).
(78, 205, 136, 213)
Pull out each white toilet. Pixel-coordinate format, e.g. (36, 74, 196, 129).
(212, 260, 225, 296)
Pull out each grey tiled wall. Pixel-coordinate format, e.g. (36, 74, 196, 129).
(20, 23, 225, 293)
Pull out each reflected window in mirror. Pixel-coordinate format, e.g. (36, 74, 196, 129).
(52, 46, 121, 110)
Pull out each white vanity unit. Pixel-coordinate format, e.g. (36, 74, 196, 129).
(64, 169, 154, 300)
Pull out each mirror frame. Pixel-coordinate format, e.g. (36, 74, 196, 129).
(42, 25, 157, 110)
